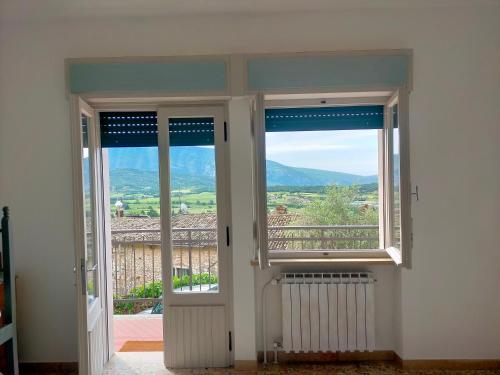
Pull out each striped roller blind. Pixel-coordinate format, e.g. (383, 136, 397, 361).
(265, 105, 384, 132)
(99, 112, 214, 147)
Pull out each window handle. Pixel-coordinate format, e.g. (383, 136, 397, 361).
(411, 185, 419, 201)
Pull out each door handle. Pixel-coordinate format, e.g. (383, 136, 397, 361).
(80, 258, 86, 296)
(87, 264, 98, 272)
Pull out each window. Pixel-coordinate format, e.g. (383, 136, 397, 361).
(253, 92, 411, 266)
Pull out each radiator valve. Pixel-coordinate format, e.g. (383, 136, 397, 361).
(273, 341, 281, 364)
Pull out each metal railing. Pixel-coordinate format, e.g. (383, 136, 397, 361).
(111, 225, 379, 298)
(268, 224, 379, 251)
(111, 228, 218, 299)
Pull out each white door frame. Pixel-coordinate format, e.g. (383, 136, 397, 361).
(157, 105, 233, 366)
(70, 96, 108, 374)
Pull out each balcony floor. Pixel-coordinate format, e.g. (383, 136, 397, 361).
(114, 315, 163, 352)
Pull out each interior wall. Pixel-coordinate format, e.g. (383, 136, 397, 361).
(0, 4, 499, 363)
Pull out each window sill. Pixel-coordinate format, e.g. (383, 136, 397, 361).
(250, 249, 397, 266)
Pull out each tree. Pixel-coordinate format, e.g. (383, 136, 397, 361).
(302, 185, 377, 225)
(147, 206, 159, 217)
(296, 185, 379, 249)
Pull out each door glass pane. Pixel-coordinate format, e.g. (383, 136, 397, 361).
(168, 117, 218, 293)
(81, 113, 97, 304)
(391, 105, 401, 248)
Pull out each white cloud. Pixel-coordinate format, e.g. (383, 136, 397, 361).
(264, 129, 379, 175)
(266, 143, 351, 154)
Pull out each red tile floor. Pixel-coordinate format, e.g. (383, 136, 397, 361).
(113, 315, 163, 352)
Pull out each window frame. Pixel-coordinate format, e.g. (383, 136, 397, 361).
(384, 90, 412, 266)
(157, 105, 231, 306)
(252, 91, 411, 266)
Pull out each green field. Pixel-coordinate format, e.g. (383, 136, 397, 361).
(111, 191, 217, 216)
(111, 184, 378, 217)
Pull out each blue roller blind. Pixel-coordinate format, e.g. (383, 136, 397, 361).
(100, 112, 157, 147)
(99, 112, 214, 147)
(168, 117, 214, 147)
(265, 105, 384, 132)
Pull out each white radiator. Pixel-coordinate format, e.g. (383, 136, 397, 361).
(281, 272, 375, 353)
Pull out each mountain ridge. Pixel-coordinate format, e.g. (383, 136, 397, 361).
(107, 147, 378, 193)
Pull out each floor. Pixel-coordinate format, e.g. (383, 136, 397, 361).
(103, 353, 500, 375)
(114, 315, 163, 352)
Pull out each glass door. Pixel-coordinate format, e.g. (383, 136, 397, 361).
(73, 98, 107, 374)
(157, 106, 231, 368)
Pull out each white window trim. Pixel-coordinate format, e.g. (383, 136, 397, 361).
(253, 90, 412, 267)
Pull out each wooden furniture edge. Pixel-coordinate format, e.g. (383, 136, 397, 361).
(20, 362, 78, 374)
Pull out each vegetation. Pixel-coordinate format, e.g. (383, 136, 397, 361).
(111, 183, 378, 217)
(286, 185, 379, 250)
(114, 274, 218, 314)
(302, 185, 378, 226)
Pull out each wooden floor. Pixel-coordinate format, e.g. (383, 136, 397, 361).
(103, 352, 500, 374)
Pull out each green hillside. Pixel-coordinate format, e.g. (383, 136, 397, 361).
(108, 147, 377, 194)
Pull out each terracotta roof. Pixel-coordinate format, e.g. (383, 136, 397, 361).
(111, 213, 298, 248)
(111, 213, 298, 231)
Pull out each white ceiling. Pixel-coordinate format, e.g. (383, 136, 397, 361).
(1, 0, 498, 22)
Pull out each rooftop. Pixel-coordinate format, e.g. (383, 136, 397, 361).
(111, 213, 298, 247)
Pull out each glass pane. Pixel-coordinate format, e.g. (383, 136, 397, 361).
(106, 145, 164, 348)
(106, 146, 163, 315)
(81, 113, 96, 304)
(265, 129, 380, 251)
(168, 118, 218, 293)
(392, 105, 401, 248)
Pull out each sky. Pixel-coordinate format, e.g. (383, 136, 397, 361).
(266, 129, 379, 176)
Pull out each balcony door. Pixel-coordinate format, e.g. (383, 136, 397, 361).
(157, 106, 232, 368)
(71, 97, 108, 375)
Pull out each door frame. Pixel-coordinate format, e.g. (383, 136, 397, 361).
(157, 105, 233, 366)
(72, 99, 235, 369)
(70, 95, 108, 374)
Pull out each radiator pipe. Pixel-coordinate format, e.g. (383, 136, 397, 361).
(262, 275, 280, 364)
(273, 342, 280, 364)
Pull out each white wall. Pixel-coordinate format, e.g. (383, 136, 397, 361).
(0, 4, 499, 363)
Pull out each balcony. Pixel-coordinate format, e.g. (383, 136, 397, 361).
(111, 221, 379, 300)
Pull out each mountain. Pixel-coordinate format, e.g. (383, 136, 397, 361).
(109, 168, 214, 194)
(107, 147, 378, 194)
(109, 168, 159, 195)
(266, 160, 377, 186)
(108, 148, 159, 171)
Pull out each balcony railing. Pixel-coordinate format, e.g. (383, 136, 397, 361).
(111, 228, 218, 298)
(268, 224, 379, 251)
(111, 225, 379, 299)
